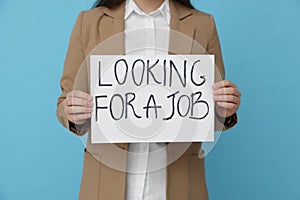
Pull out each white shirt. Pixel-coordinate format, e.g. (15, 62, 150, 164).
(124, 0, 170, 199)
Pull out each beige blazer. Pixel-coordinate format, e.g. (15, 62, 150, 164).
(57, 1, 237, 199)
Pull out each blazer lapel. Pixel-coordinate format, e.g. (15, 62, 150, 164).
(99, 1, 126, 55)
(169, 0, 195, 54)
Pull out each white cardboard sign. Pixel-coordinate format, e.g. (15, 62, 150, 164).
(90, 55, 215, 143)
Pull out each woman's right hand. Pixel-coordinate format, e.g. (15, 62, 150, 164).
(63, 90, 93, 125)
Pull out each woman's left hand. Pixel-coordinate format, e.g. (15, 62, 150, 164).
(213, 80, 241, 118)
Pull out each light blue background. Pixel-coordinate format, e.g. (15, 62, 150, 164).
(0, 0, 299, 199)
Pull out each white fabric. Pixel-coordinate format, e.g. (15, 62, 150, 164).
(124, 0, 170, 200)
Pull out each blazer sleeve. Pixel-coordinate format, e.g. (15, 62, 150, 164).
(207, 15, 238, 131)
(56, 11, 90, 135)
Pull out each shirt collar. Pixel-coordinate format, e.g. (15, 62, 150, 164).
(124, 0, 170, 25)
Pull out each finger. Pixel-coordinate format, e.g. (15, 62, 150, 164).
(214, 94, 240, 104)
(65, 106, 92, 115)
(213, 80, 237, 90)
(216, 102, 239, 110)
(68, 113, 91, 124)
(67, 90, 93, 101)
(65, 97, 93, 107)
(214, 87, 241, 97)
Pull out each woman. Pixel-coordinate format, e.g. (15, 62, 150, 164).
(57, 0, 241, 199)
